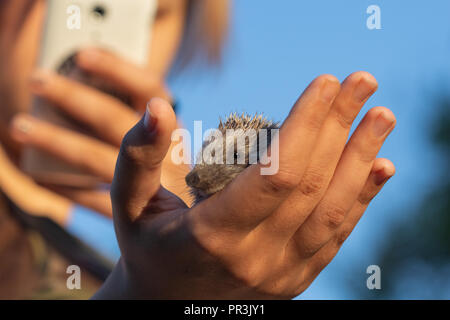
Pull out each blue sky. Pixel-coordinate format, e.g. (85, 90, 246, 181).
(171, 0, 450, 299)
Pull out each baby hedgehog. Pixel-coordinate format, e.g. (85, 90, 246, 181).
(185, 113, 279, 203)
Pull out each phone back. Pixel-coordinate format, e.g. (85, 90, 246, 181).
(22, 0, 157, 187)
(40, 0, 156, 68)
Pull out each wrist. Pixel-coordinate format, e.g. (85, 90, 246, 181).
(91, 258, 134, 299)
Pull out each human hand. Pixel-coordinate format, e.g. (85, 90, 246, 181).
(10, 48, 190, 218)
(0, 142, 71, 225)
(94, 71, 396, 299)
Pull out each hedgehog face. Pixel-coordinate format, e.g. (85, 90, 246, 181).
(186, 113, 279, 203)
(186, 129, 252, 202)
(185, 163, 248, 202)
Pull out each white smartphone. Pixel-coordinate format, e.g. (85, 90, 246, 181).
(22, 0, 157, 187)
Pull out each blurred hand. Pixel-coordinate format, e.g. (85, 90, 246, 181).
(0, 142, 71, 225)
(94, 72, 396, 299)
(8, 48, 190, 221)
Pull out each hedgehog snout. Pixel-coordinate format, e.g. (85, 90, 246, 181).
(185, 171, 200, 188)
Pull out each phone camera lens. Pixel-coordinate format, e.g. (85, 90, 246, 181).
(92, 5, 107, 19)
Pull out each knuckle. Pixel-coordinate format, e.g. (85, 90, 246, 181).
(319, 203, 347, 229)
(298, 112, 326, 132)
(358, 149, 377, 164)
(294, 240, 317, 259)
(118, 133, 146, 166)
(231, 262, 264, 289)
(335, 226, 353, 246)
(261, 169, 300, 194)
(298, 169, 327, 197)
(358, 190, 377, 205)
(352, 139, 377, 164)
(332, 108, 354, 130)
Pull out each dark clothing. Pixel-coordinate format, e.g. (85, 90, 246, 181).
(0, 193, 107, 299)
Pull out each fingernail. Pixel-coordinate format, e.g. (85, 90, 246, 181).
(144, 103, 157, 132)
(11, 116, 34, 137)
(29, 70, 50, 92)
(321, 78, 339, 103)
(373, 111, 395, 137)
(353, 78, 377, 102)
(77, 48, 102, 66)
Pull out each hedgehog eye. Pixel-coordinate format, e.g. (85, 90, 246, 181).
(233, 152, 239, 160)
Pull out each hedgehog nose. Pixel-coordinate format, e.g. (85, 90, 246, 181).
(186, 171, 200, 187)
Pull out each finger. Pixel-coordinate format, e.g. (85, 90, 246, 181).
(197, 75, 341, 231)
(303, 158, 395, 279)
(262, 72, 378, 238)
(76, 48, 172, 107)
(160, 147, 194, 206)
(29, 69, 139, 146)
(0, 143, 72, 225)
(293, 107, 396, 257)
(49, 187, 112, 218)
(111, 98, 177, 225)
(10, 114, 118, 183)
(0, 0, 36, 45)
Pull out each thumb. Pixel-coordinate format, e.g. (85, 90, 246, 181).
(111, 97, 176, 225)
